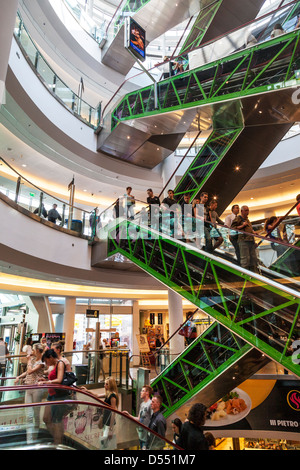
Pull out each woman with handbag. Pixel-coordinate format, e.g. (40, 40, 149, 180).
(38, 348, 71, 445)
(81, 376, 119, 449)
(14, 343, 46, 444)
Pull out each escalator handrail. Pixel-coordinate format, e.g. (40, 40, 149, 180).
(112, 218, 300, 299)
(215, 219, 300, 251)
(0, 387, 182, 450)
(256, 199, 300, 248)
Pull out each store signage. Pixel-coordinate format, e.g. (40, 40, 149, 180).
(31, 333, 65, 348)
(86, 309, 99, 318)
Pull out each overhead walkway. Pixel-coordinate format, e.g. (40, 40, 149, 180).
(101, 0, 265, 75)
(106, 220, 300, 419)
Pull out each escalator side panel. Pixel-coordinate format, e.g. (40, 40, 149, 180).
(108, 221, 300, 377)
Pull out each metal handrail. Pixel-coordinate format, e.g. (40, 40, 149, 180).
(0, 388, 182, 450)
(0, 156, 94, 217)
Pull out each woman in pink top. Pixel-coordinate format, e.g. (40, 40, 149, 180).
(15, 343, 45, 444)
(38, 348, 69, 445)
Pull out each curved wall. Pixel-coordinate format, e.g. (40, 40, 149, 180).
(18, 0, 137, 104)
(0, 195, 162, 289)
(4, 36, 162, 196)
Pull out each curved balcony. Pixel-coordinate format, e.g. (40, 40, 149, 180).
(0, 157, 162, 289)
(14, 11, 101, 129)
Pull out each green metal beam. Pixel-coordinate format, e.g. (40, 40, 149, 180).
(111, 29, 300, 127)
(107, 220, 300, 378)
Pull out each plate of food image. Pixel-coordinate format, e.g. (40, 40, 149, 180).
(205, 388, 252, 427)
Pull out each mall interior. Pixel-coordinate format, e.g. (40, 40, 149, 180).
(0, 0, 300, 451)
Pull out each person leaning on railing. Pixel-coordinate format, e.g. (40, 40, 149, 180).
(231, 205, 259, 273)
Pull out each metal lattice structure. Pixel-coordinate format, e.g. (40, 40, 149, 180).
(108, 222, 300, 370)
(112, 28, 300, 128)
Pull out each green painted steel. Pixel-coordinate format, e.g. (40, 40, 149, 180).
(107, 220, 300, 379)
(149, 322, 252, 417)
(174, 125, 243, 204)
(113, 0, 150, 36)
(178, 0, 223, 57)
(111, 29, 300, 129)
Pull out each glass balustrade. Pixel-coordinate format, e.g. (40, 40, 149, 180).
(14, 12, 101, 129)
(0, 386, 178, 450)
(0, 157, 96, 237)
(63, 0, 107, 45)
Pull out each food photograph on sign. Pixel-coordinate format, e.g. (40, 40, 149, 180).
(205, 388, 252, 427)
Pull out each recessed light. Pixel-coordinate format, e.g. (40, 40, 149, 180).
(22, 164, 27, 167)
(83, 189, 87, 192)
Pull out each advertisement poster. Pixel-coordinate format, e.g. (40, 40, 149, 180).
(136, 334, 150, 353)
(204, 379, 300, 438)
(125, 17, 146, 62)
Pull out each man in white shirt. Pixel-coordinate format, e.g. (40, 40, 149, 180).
(123, 385, 153, 449)
(224, 204, 240, 264)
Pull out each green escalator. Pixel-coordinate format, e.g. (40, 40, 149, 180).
(269, 239, 300, 278)
(103, 16, 300, 420)
(109, 29, 300, 210)
(112, 29, 300, 127)
(107, 220, 300, 417)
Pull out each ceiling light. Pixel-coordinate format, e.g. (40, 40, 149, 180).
(22, 164, 27, 167)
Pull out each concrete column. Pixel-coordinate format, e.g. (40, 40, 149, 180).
(63, 297, 76, 352)
(161, 153, 177, 198)
(168, 289, 185, 358)
(0, 0, 18, 104)
(132, 300, 140, 367)
(87, 0, 94, 18)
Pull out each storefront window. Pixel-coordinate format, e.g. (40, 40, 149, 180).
(73, 313, 132, 353)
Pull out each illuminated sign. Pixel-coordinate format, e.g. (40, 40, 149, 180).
(86, 309, 100, 318)
(125, 17, 146, 62)
(287, 390, 300, 411)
